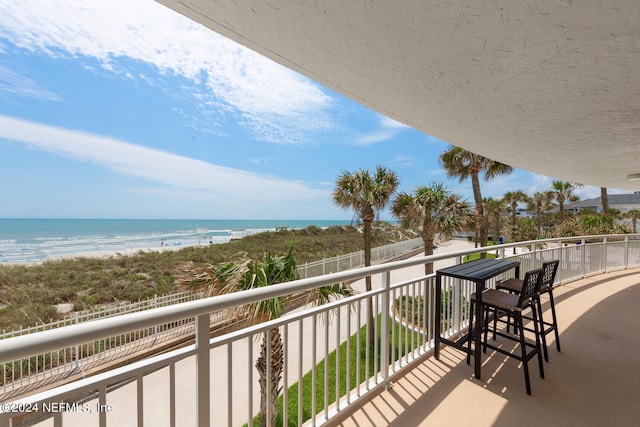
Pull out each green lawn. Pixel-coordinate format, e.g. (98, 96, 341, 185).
(462, 252, 498, 262)
(247, 315, 423, 426)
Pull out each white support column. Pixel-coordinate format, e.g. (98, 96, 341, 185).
(380, 270, 391, 388)
(196, 314, 210, 427)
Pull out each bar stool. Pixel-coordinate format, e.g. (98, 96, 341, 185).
(467, 267, 545, 395)
(496, 260, 560, 361)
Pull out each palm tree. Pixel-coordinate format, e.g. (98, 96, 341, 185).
(177, 250, 353, 427)
(392, 182, 473, 274)
(483, 197, 505, 246)
(551, 180, 581, 222)
(503, 190, 530, 229)
(625, 209, 640, 233)
(530, 191, 555, 235)
(440, 146, 513, 252)
(333, 166, 398, 346)
(333, 166, 399, 292)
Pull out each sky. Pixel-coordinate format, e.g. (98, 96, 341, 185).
(0, 0, 623, 220)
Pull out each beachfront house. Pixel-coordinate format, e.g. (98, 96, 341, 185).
(567, 193, 640, 215)
(2, 2, 640, 426)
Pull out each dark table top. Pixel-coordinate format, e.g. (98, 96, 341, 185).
(436, 257, 520, 282)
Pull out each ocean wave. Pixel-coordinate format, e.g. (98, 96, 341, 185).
(0, 219, 350, 263)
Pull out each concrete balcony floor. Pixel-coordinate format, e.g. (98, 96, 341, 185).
(328, 269, 640, 427)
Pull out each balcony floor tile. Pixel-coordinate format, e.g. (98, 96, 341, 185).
(328, 269, 640, 427)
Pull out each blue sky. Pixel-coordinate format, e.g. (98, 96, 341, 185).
(0, 0, 615, 220)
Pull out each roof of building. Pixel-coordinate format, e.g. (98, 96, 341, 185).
(568, 193, 640, 209)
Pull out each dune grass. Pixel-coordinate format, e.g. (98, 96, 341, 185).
(0, 223, 414, 330)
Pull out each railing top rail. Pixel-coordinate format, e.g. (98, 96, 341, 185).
(1, 233, 638, 363)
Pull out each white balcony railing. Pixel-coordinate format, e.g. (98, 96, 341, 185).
(1, 234, 639, 427)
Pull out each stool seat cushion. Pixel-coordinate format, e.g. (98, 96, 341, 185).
(496, 277, 522, 293)
(472, 289, 520, 311)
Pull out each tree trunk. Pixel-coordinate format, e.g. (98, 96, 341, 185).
(470, 173, 487, 257)
(362, 207, 375, 346)
(537, 205, 543, 235)
(257, 328, 283, 427)
(363, 216, 373, 290)
(423, 227, 435, 275)
(601, 187, 609, 213)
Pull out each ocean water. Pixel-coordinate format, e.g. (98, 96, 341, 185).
(0, 219, 352, 263)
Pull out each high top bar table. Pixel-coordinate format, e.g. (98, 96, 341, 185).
(434, 257, 520, 379)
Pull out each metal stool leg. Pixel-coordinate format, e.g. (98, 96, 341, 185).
(548, 289, 561, 352)
(536, 296, 549, 362)
(516, 311, 532, 395)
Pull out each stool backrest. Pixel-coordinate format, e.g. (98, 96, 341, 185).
(517, 267, 544, 308)
(541, 260, 560, 288)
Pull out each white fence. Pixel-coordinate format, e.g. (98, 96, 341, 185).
(1, 235, 638, 427)
(297, 237, 423, 278)
(0, 291, 203, 341)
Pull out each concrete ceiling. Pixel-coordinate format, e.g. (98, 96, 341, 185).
(157, 0, 640, 191)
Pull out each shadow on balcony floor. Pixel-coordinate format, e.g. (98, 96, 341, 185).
(328, 269, 640, 427)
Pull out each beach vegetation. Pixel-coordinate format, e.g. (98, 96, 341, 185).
(0, 222, 408, 341)
(625, 209, 640, 233)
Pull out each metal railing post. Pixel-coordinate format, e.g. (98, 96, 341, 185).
(530, 242, 537, 266)
(603, 237, 608, 273)
(453, 274, 461, 333)
(380, 270, 391, 388)
(624, 235, 630, 270)
(196, 313, 210, 427)
(558, 241, 565, 283)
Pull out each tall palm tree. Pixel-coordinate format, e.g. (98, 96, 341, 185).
(551, 180, 581, 222)
(625, 209, 640, 233)
(503, 190, 530, 229)
(333, 166, 399, 292)
(483, 197, 505, 245)
(177, 250, 353, 427)
(392, 182, 473, 274)
(333, 166, 398, 346)
(600, 187, 610, 213)
(440, 146, 513, 252)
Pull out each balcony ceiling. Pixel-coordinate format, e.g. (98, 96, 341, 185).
(157, 1, 640, 191)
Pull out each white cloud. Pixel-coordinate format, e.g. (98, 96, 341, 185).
(0, 63, 62, 101)
(0, 0, 333, 143)
(354, 115, 411, 146)
(388, 155, 415, 168)
(0, 115, 329, 203)
(380, 116, 411, 130)
(527, 174, 553, 194)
